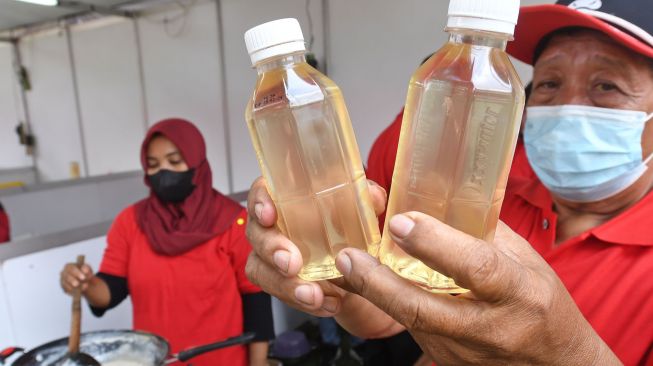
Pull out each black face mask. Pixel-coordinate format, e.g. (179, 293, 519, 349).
(148, 169, 196, 203)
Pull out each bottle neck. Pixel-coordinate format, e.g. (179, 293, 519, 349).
(446, 28, 509, 50)
(255, 52, 306, 74)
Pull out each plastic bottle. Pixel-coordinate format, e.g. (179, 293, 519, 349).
(379, 0, 525, 293)
(244, 18, 381, 281)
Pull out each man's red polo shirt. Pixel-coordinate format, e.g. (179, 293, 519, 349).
(500, 178, 653, 366)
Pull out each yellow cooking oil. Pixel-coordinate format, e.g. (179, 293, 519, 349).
(244, 20, 380, 281)
(380, 29, 525, 293)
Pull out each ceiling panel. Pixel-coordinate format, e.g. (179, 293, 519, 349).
(0, 0, 135, 31)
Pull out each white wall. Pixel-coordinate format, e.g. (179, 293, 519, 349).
(0, 42, 32, 170)
(137, 1, 230, 192)
(0, 237, 133, 348)
(70, 18, 146, 177)
(327, 0, 447, 164)
(19, 29, 86, 181)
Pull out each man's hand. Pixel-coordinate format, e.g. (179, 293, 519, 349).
(334, 213, 621, 365)
(244, 177, 387, 317)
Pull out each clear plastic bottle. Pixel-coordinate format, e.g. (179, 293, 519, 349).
(244, 19, 381, 281)
(379, 0, 525, 293)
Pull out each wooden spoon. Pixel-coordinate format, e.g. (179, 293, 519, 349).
(57, 255, 100, 366)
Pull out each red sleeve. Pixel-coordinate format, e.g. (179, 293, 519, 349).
(0, 207, 10, 244)
(366, 109, 403, 194)
(366, 109, 404, 230)
(227, 209, 261, 295)
(99, 207, 135, 277)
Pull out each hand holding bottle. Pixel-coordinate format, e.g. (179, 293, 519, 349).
(245, 177, 621, 365)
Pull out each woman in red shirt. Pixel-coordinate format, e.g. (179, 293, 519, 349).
(60, 119, 273, 366)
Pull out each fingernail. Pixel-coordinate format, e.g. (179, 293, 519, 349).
(254, 203, 264, 221)
(295, 285, 315, 305)
(273, 251, 290, 273)
(389, 214, 415, 239)
(72, 281, 79, 287)
(321, 296, 339, 313)
(336, 252, 352, 276)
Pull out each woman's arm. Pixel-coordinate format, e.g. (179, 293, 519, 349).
(248, 341, 269, 366)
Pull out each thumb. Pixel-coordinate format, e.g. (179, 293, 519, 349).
(389, 213, 525, 302)
(335, 248, 463, 336)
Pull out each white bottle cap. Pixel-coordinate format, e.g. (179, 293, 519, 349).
(447, 0, 520, 35)
(244, 18, 306, 66)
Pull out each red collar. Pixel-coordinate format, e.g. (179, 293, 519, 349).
(511, 178, 653, 247)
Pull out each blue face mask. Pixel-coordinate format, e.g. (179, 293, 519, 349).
(523, 105, 653, 202)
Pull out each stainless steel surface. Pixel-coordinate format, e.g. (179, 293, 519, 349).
(0, 221, 112, 262)
(0, 188, 250, 262)
(0, 171, 141, 198)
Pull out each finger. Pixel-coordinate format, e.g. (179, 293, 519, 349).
(73, 267, 86, 281)
(246, 214, 304, 277)
(246, 252, 340, 317)
(388, 213, 526, 302)
(367, 180, 387, 216)
(246, 177, 304, 276)
(60, 274, 72, 293)
(66, 265, 86, 281)
(81, 264, 93, 277)
(335, 248, 470, 337)
(64, 273, 81, 288)
(247, 177, 277, 227)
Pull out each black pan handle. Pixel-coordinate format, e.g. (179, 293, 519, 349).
(0, 347, 24, 365)
(174, 332, 256, 362)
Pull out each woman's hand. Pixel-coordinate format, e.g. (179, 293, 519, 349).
(60, 262, 111, 308)
(334, 212, 622, 365)
(60, 262, 95, 295)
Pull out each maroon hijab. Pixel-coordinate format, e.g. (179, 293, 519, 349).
(135, 118, 242, 256)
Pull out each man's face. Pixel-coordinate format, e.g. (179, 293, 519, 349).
(529, 29, 653, 207)
(529, 29, 653, 157)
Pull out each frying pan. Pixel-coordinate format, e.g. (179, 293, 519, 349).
(1, 330, 255, 365)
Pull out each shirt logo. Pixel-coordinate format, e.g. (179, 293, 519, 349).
(568, 0, 602, 10)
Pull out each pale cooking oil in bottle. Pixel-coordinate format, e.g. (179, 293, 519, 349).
(244, 19, 381, 281)
(380, 0, 525, 293)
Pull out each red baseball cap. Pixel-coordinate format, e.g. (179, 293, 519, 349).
(507, 0, 653, 65)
